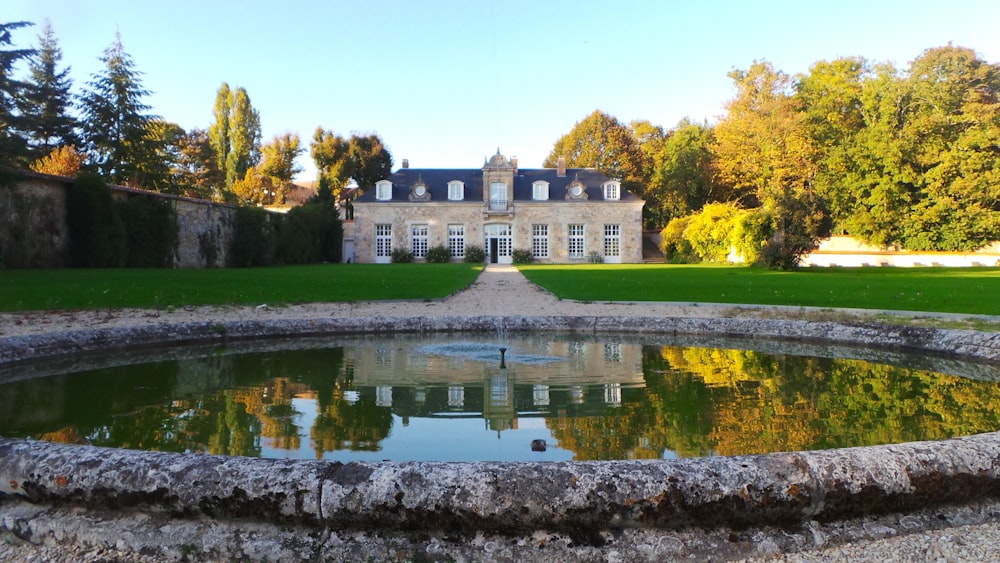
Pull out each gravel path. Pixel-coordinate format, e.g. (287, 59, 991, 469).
(2, 264, 1000, 562)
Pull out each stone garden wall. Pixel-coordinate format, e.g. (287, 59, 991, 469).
(1, 171, 238, 269)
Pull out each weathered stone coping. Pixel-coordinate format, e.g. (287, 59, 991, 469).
(3, 314, 1000, 366)
(2, 314, 1000, 539)
(2, 431, 1000, 534)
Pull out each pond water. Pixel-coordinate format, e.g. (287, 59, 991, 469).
(2, 334, 1000, 462)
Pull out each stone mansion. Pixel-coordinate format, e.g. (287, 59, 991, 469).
(348, 151, 645, 264)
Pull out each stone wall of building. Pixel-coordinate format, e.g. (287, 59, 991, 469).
(1, 172, 239, 269)
(352, 199, 644, 264)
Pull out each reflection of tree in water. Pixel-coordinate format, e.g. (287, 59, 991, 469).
(310, 392, 393, 458)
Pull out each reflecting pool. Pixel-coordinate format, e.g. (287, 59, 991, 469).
(2, 334, 1000, 462)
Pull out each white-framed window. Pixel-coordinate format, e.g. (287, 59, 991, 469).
(604, 224, 621, 258)
(375, 224, 392, 261)
(604, 180, 622, 199)
(375, 180, 392, 201)
(448, 224, 465, 258)
(489, 182, 507, 211)
(411, 224, 429, 258)
(568, 224, 585, 258)
(532, 181, 549, 201)
(603, 181, 620, 200)
(531, 224, 549, 259)
(448, 180, 465, 201)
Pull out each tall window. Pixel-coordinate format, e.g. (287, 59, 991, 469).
(375, 224, 392, 260)
(448, 224, 465, 258)
(489, 182, 507, 211)
(568, 224, 585, 258)
(532, 181, 549, 201)
(411, 224, 429, 258)
(448, 181, 464, 200)
(603, 181, 620, 200)
(604, 224, 621, 258)
(531, 224, 549, 259)
(375, 180, 392, 201)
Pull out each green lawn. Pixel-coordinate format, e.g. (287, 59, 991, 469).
(0, 263, 483, 311)
(518, 264, 1000, 316)
(2, 263, 998, 316)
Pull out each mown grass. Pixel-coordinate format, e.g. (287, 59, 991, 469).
(518, 264, 1000, 316)
(0, 263, 483, 311)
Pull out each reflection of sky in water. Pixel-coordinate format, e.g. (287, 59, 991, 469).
(414, 342, 566, 365)
(260, 398, 577, 462)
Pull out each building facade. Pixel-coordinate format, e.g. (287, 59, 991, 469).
(350, 151, 645, 264)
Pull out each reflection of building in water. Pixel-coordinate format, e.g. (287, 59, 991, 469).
(340, 337, 645, 427)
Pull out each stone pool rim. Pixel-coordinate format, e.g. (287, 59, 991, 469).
(2, 314, 1000, 541)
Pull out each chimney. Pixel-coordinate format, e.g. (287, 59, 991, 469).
(511, 156, 518, 173)
(557, 156, 566, 177)
(402, 159, 409, 169)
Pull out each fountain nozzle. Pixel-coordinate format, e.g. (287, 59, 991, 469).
(499, 347, 507, 369)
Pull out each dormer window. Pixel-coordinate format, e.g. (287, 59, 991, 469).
(448, 180, 465, 200)
(375, 180, 392, 201)
(603, 181, 620, 201)
(532, 181, 549, 201)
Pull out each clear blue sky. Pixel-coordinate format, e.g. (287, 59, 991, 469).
(8, 0, 1000, 181)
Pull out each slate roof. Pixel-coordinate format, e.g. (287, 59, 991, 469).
(353, 167, 642, 203)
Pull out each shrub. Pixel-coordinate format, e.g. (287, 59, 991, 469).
(229, 206, 276, 267)
(275, 203, 343, 264)
(661, 216, 698, 263)
(391, 247, 414, 263)
(684, 202, 742, 263)
(464, 244, 486, 263)
(116, 195, 178, 268)
(66, 172, 125, 267)
(511, 249, 534, 264)
(587, 251, 603, 264)
(426, 245, 451, 263)
(731, 208, 774, 266)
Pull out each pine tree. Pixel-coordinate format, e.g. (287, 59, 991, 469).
(79, 32, 157, 185)
(19, 19, 78, 157)
(0, 21, 35, 168)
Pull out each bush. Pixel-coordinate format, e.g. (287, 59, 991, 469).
(464, 244, 486, 263)
(684, 202, 742, 263)
(731, 208, 774, 266)
(66, 173, 125, 267)
(511, 249, 534, 264)
(661, 216, 698, 263)
(391, 247, 414, 263)
(426, 245, 451, 263)
(229, 206, 276, 267)
(116, 195, 178, 268)
(587, 251, 603, 264)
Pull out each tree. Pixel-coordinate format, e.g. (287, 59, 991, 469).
(208, 82, 261, 192)
(0, 21, 35, 167)
(19, 19, 78, 157)
(139, 119, 186, 194)
(311, 129, 392, 200)
(230, 166, 271, 206)
(173, 128, 222, 200)
(30, 144, 83, 176)
(712, 61, 830, 267)
(78, 32, 157, 186)
(544, 110, 647, 202)
(647, 119, 718, 225)
(259, 132, 303, 204)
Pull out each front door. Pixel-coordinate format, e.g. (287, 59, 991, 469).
(484, 224, 512, 264)
(489, 239, 499, 263)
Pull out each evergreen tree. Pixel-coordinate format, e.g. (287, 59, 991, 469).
(0, 21, 35, 168)
(79, 32, 157, 185)
(19, 19, 78, 157)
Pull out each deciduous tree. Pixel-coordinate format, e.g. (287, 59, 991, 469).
(209, 83, 261, 192)
(311, 129, 392, 200)
(30, 144, 83, 176)
(259, 132, 303, 204)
